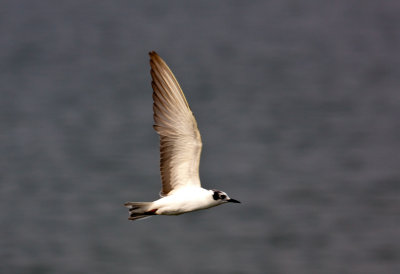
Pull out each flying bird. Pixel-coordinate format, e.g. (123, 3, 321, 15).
(124, 51, 240, 221)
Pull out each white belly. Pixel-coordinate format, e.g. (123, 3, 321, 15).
(151, 188, 217, 215)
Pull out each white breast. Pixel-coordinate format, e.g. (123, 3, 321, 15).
(151, 187, 217, 215)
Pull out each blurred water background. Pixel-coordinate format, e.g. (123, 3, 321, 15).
(1, 1, 399, 273)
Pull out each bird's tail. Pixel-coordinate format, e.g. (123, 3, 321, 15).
(124, 202, 155, 221)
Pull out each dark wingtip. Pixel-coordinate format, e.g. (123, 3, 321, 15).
(149, 51, 158, 57)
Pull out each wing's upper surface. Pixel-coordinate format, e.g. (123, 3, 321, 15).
(149, 51, 202, 196)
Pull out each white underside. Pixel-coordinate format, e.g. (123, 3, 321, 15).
(149, 187, 221, 215)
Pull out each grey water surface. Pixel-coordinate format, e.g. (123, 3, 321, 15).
(1, 1, 400, 273)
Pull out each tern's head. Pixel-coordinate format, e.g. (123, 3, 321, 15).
(211, 189, 241, 204)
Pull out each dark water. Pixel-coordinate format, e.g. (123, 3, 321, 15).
(1, 1, 400, 273)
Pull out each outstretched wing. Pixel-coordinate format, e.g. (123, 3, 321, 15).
(149, 51, 203, 197)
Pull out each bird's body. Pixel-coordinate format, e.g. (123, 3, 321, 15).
(124, 51, 240, 221)
(140, 188, 218, 215)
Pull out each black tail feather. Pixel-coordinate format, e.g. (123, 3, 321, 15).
(124, 202, 154, 221)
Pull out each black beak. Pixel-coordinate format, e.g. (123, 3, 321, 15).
(228, 198, 241, 203)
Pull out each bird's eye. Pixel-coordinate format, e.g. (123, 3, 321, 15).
(220, 195, 226, 199)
